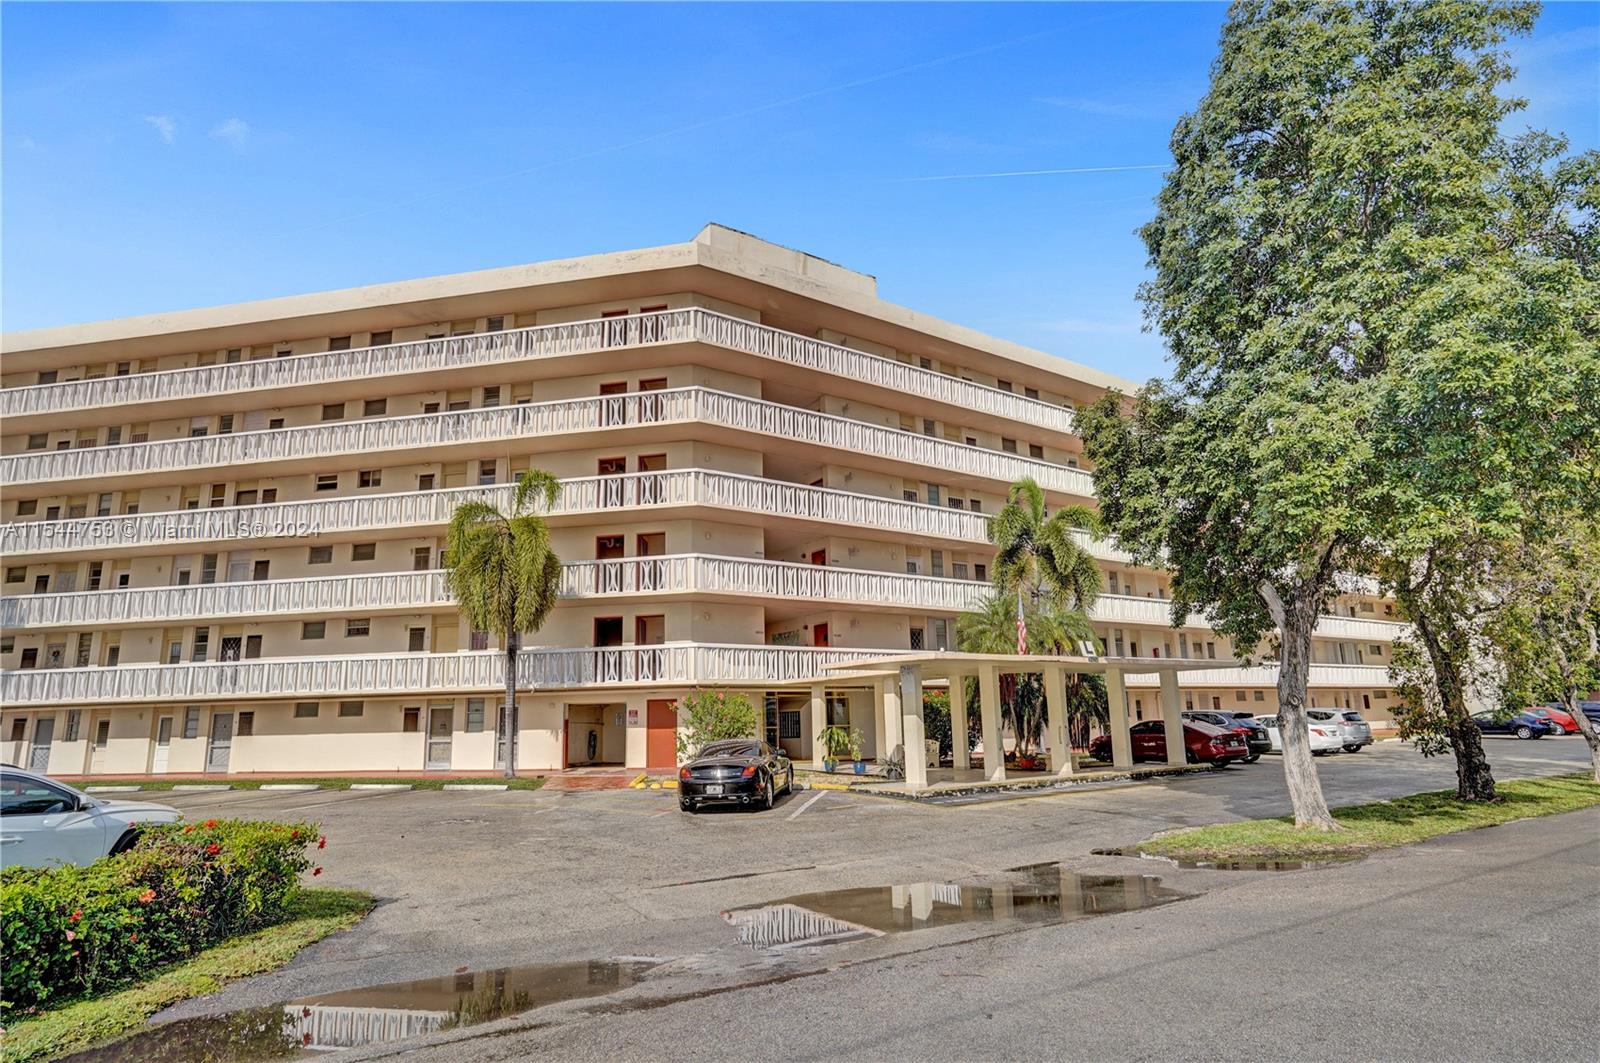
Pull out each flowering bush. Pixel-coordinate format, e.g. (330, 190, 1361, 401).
(0, 818, 317, 1014)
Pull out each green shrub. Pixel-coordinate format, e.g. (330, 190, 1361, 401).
(1, 818, 317, 1015)
(673, 688, 759, 759)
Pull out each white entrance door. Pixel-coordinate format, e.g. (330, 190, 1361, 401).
(88, 720, 110, 774)
(151, 716, 173, 774)
(425, 707, 452, 770)
(206, 713, 233, 773)
(28, 718, 54, 773)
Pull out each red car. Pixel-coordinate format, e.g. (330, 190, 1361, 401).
(1529, 705, 1579, 735)
(1087, 720, 1248, 767)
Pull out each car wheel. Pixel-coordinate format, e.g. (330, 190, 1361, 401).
(1244, 754, 1261, 764)
(1343, 744, 1361, 753)
(109, 828, 141, 856)
(1515, 725, 1533, 739)
(1185, 750, 1198, 764)
(680, 797, 697, 813)
(1214, 758, 1233, 769)
(782, 768, 793, 795)
(760, 773, 774, 811)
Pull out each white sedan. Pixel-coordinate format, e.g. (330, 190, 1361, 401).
(0, 767, 182, 869)
(1252, 715, 1345, 755)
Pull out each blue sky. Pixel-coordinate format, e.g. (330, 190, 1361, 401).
(4, 2, 1596, 384)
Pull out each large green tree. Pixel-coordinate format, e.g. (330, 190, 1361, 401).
(988, 477, 1103, 624)
(955, 591, 1090, 757)
(444, 470, 564, 779)
(1079, 0, 1574, 827)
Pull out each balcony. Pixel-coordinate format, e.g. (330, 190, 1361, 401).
(0, 387, 1094, 497)
(2, 468, 1111, 562)
(0, 647, 1394, 707)
(0, 308, 1078, 436)
(0, 643, 881, 706)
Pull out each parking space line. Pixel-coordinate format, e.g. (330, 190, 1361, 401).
(786, 791, 828, 820)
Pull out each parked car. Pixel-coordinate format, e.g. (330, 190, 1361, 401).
(0, 767, 182, 869)
(1087, 720, 1248, 767)
(678, 739, 793, 812)
(1530, 705, 1580, 735)
(1252, 715, 1345, 755)
(1469, 710, 1553, 740)
(1309, 709, 1373, 753)
(1579, 702, 1600, 729)
(1184, 711, 1271, 762)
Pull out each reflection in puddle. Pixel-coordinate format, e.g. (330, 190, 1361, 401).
(723, 865, 1185, 949)
(65, 961, 656, 1061)
(1091, 846, 1363, 871)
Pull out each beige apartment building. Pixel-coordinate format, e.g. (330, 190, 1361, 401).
(0, 225, 1403, 778)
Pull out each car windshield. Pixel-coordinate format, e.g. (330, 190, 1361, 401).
(699, 741, 760, 759)
(1307, 711, 1336, 721)
(1340, 712, 1365, 722)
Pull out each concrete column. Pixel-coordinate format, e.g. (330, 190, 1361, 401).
(809, 683, 829, 770)
(978, 664, 1006, 782)
(898, 665, 927, 791)
(950, 675, 971, 770)
(1106, 667, 1133, 769)
(1160, 670, 1186, 767)
(880, 676, 903, 761)
(1044, 665, 1074, 777)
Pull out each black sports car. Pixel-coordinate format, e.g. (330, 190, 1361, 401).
(678, 739, 793, 812)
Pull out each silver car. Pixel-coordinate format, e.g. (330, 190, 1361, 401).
(0, 767, 182, 869)
(1253, 714, 1346, 755)
(1309, 709, 1373, 753)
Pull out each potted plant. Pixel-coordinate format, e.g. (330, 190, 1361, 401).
(848, 727, 867, 774)
(817, 725, 852, 772)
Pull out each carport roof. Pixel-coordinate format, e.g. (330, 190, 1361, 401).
(820, 652, 1236, 681)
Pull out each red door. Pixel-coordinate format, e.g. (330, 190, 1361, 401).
(646, 700, 677, 769)
(813, 624, 829, 647)
(809, 550, 827, 566)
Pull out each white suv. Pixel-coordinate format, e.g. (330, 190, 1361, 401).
(1309, 709, 1373, 753)
(0, 767, 182, 869)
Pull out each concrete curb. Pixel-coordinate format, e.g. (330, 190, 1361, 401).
(86, 785, 143, 793)
(172, 784, 233, 792)
(259, 784, 320, 791)
(442, 784, 508, 792)
(349, 783, 413, 791)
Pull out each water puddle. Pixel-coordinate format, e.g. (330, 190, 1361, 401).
(65, 960, 657, 1061)
(1091, 846, 1364, 871)
(722, 864, 1186, 949)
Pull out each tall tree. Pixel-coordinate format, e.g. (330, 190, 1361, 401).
(1079, 0, 1570, 827)
(988, 477, 1103, 623)
(444, 470, 564, 779)
(956, 591, 1091, 756)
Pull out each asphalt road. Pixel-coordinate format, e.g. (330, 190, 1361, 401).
(144, 739, 1598, 1061)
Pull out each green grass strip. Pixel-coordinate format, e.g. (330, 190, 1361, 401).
(1138, 773, 1600, 862)
(2, 887, 372, 1063)
(118, 776, 545, 792)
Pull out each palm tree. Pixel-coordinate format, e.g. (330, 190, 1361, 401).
(956, 592, 1093, 756)
(988, 477, 1103, 622)
(444, 470, 564, 779)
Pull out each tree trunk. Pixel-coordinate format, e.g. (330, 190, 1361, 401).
(1261, 580, 1340, 830)
(1412, 612, 1497, 801)
(503, 632, 519, 780)
(1560, 687, 1600, 784)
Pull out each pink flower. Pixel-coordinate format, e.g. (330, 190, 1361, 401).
(65, 930, 76, 942)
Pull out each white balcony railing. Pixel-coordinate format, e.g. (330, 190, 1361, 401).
(0, 647, 1396, 708)
(0, 643, 882, 706)
(0, 387, 1093, 496)
(0, 308, 1078, 434)
(2, 469, 1111, 560)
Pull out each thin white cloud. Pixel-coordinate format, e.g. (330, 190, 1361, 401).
(143, 115, 176, 144)
(210, 117, 250, 150)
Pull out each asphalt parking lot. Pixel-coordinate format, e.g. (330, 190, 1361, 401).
(145, 738, 1596, 1035)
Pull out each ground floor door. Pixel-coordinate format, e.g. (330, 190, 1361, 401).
(207, 713, 233, 773)
(426, 707, 453, 770)
(646, 699, 677, 769)
(89, 719, 110, 774)
(28, 717, 53, 773)
(151, 716, 173, 774)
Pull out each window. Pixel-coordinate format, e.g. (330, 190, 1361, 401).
(8, 718, 28, 742)
(237, 712, 255, 736)
(412, 547, 431, 570)
(167, 641, 182, 664)
(964, 436, 978, 447)
(930, 551, 945, 578)
(329, 336, 352, 351)
(321, 403, 345, 421)
(363, 399, 387, 417)
(903, 490, 918, 503)
(919, 357, 933, 370)
(418, 473, 436, 491)
(1369, 644, 1384, 655)
(1235, 691, 1248, 702)
(779, 710, 802, 740)
(4, 568, 22, 583)
(261, 488, 277, 503)
(478, 461, 496, 484)
(910, 627, 925, 650)
(315, 474, 339, 492)
(905, 559, 920, 575)
(922, 418, 936, 436)
(65, 710, 81, 742)
(105, 426, 122, 446)
(953, 562, 969, 579)
(15, 500, 36, 516)
(192, 627, 210, 662)
(338, 701, 364, 718)
(301, 621, 326, 640)
(1028, 444, 1044, 459)
(253, 560, 270, 580)
(402, 707, 420, 732)
(371, 330, 392, 346)
(268, 418, 284, 430)
(184, 708, 201, 739)
(1253, 691, 1266, 702)
(408, 627, 426, 652)
(294, 702, 319, 719)
(20, 648, 38, 669)
(345, 618, 370, 637)
(308, 546, 333, 564)
(486, 316, 505, 332)
(469, 630, 489, 651)
(926, 484, 942, 506)
(1001, 438, 1018, 454)
(974, 563, 987, 582)
(26, 433, 47, 450)
(970, 499, 982, 513)
(218, 414, 235, 434)
(466, 698, 486, 732)
(38, 370, 59, 385)
(996, 379, 1012, 393)
(0, 637, 12, 653)
(351, 542, 376, 561)
(423, 402, 440, 414)
(1025, 386, 1039, 400)
(481, 386, 501, 407)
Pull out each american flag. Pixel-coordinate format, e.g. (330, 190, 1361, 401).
(1016, 587, 1028, 655)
